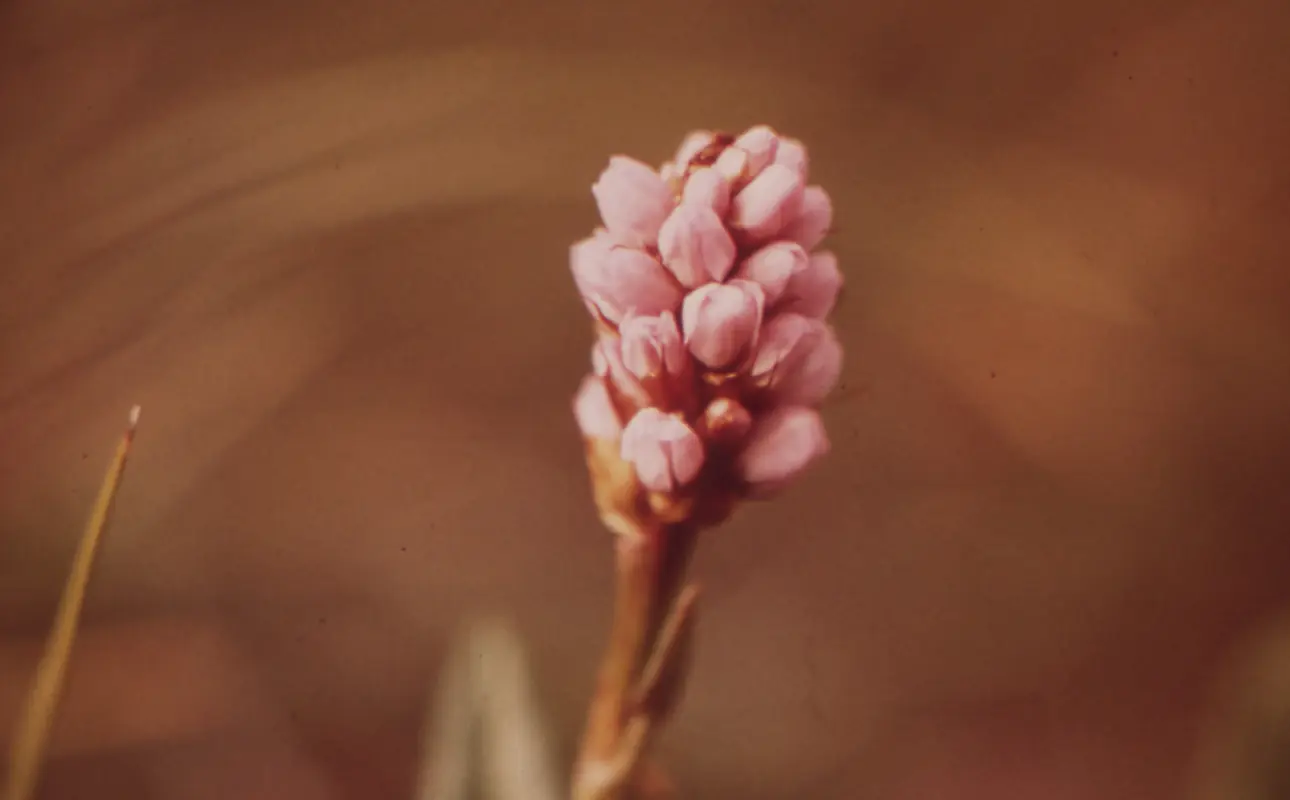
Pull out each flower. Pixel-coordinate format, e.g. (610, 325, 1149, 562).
(730, 164, 805, 242)
(782, 186, 832, 251)
(772, 137, 808, 179)
(573, 376, 623, 440)
(736, 406, 830, 489)
(731, 125, 779, 177)
(571, 125, 846, 520)
(620, 312, 687, 382)
(680, 280, 765, 369)
(595, 336, 652, 408)
(571, 233, 683, 324)
(779, 250, 843, 319)
(658, 203, 737, 288)
(713, 147, 749, 183)
(749, 313, 843, 405)
(733, 241, 809, 305)
(680, 168, 730, 216)
(597, 311, 690, 409)
(620, 409, 705, 493)
(592, 156, 676, 248)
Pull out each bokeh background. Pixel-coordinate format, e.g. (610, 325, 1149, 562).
(2, 0, 1290, 797)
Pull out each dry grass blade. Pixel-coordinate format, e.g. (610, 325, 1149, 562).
(3, 406, 142, 800)
(414, 619, 563, 800)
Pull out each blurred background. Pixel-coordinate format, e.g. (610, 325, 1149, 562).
(2, 0, 1290, 797)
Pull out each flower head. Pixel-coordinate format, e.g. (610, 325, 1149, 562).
(571, 126, 846, 531)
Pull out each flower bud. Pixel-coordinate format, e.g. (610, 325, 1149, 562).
(748, 313, 821, 386)
(779, 250, 843, 319)
(592, 156, 676, 248)
(732, 241, 809, 305)
(680, 168, 730, 216)
(736, 406, 830, 490)
(782, 186, 833, 250)
(732, 125, 779, 178)
(698, 397, 753, 445)
(594, 337, 651, 408)
(772, 137, 808, 180)
(680, 280, 766, 369)
(750, 313, 842, 405)
(619, 311, 687, 381)
(713, 146, 749, 183)
(658, 203, 737, 288)
(571, 235, 683, 324)
(730, 164, 805, 242)
(620, 408, 706, 493)
(572, 376, 623, 440)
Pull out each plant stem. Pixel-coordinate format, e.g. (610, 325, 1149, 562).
(572, 523, 697, 800)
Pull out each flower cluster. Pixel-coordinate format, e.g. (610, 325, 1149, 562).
(571, 126, 843, 527)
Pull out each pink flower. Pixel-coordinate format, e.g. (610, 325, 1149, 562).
(736, 406, 830, 489)
(680, 280, 765, 369)
(731, 125, 779, 178)
(730, 164, 805, 242)
(621, 409, 706, 493)
(594, 337, 651, 408)
(748, 313, 820, 384)
(680, 168, 730, 216)
(733, 241, 809, 305)
(573, 376, 623, 440)
(619, 311, 687, 382)
(713, 147, 749, 183)
(571, 234, 683, 324)
(782, 186, 833, 250)
(658, 203, 737, 288)
(779, 250, 843, 319)
(571, 126, 845, 513)
(749, 313, 843, 405)
(592, 156, 676, 248)
(773, 137, 808, 180)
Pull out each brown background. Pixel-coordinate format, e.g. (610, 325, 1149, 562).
(2, 0, 1290, 797)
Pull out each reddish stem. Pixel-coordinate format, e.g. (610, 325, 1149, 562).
(573, 524, 697, 800)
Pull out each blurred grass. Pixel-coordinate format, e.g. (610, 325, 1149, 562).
(3, 408, 139, 800)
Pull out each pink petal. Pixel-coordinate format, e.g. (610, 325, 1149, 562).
(732, 125, 779, 178)
(572, 239, 683, 324)
(595, 336, 652, 407)
(572, 376, 623, 440)
(680, 280, 766, 369)
(779, 250, 843, 319)
(782, 186, 833, 250)
(736, 406, 830, 488)
(570, 230, 615, 313)
(775, 323, 843, 406)
(680, 168, 731, 216)
(730, 164, 805, 242)
(592, 156, 676, 248)
(658, 203, 737, 288)
(713, 147, 749, 183)
(772, 137, 809, 180)
(733, 241, 808, 305)
(621, 408, 706, 493)
(619, 311, 687, 380)
(748, 312, 823, 387)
